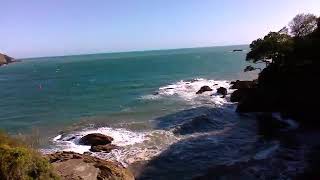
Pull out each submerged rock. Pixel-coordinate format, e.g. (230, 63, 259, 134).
(196, 86, 213, 94)
(173, 115, 224, 135)
(79, 133, 113, 146)
(90, 144, 119, 152)
(217, 87, 227, 97)
(47, 151, 134, 180)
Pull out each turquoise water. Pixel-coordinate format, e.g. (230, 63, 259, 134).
(3, 45, 297, 179)
(0, 45, 253, 133)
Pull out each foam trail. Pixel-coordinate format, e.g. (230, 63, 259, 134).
(142, 78, 234, 106)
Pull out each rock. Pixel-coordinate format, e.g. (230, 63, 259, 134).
(230, 80, 257, 89)
(47, 151, 134, 180)
(66, 136, 76, 141)
(83, 152, 92, 156)
(79, 133, 113, 146)
(217, 87, 227, 97)
(232, 49, 243, 52)
(0, 53, 15, 66)
(90, 144, 118, 152)
(196, 86, 213, 94)
(230, 89, 251, 102)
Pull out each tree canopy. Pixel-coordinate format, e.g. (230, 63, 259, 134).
(246, 13, 319, 66)
(289, 13, 318, 37)
(246, 32, 293, 64)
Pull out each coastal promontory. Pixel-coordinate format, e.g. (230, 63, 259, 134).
(0, 53, 16, 66)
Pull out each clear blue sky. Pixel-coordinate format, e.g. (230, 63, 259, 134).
(1, 0, 319, 58)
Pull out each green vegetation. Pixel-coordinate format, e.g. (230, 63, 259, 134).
(236, 13, 320, 124)
(246, 13, 319, 67)
(0, 131, 59, 180)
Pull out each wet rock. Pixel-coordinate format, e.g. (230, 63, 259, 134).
(196, 86, 213, 94)
(47, 151, 134, 180)
(230, 80, 257, 89)
(83, 152, 92, 156)
(79, 133, 113, 146)
(65, 136, 76, 141)
(230, 88, 252, 102)
(217, 87, 227, 97)
(90, 144, 119, 152)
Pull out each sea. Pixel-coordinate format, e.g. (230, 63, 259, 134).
(0, 45, 303, 179)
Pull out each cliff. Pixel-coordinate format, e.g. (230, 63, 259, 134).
(0, 53, 15, 66)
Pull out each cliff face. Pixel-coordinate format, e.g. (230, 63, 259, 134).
(0, 53, 15, 66)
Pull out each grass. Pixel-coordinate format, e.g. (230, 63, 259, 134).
(0, 131, 59, 180)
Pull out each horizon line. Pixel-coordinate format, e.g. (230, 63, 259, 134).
(19, 44, 249, 60)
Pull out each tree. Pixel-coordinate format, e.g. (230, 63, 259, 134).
(289, 13, 318, 37)
(246, 32, 293, 65)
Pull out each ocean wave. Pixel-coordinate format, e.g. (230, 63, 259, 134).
(43, 127, 180, 166)
(141, 78, 234, 106)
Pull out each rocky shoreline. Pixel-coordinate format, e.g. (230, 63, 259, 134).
(0, 53, 17, 66)
(47, 151, 134, 180)
(47, 133, 134, 180)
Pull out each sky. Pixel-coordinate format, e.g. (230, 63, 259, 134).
(1, 0, 319, 58)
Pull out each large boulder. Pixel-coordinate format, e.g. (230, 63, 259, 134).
(79, 133, 113, 146)
(47, 151, 134, 180)
(217, 87, 227, 97)
(90, 144, 118, 152)
(196, 86, 213, 94)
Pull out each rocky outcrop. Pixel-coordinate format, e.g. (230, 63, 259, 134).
(79, 133, 113, 146)
(90, 144, 119, 153)
(0, 53, 15, 66)
(196, 86, 212, 94)
(230, 80, 257, 89)
(47, 151, 134, 180)
(216, 87, 227, 97)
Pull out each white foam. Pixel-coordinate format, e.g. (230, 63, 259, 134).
(53, 134, 62, 141)
(254, 144, 279, 160)
(142, 78, 234, 106)
(272, 113, 299, 130)
(44, 127, 180, 166)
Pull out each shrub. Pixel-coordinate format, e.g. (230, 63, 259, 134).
(0, 131, 59, 180)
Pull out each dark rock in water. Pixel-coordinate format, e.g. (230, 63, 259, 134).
(232, 49, 243, 52)
(217, 87, 227, 97)
(47, 151, 134, 180)
(230, 80, 257, 89)
(79, 133, 113, 146)
(153, 92, 159, 95)
(90, 144, 118, 152)
(65, 136, 76, 141)
(196, 86, 213, 94)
